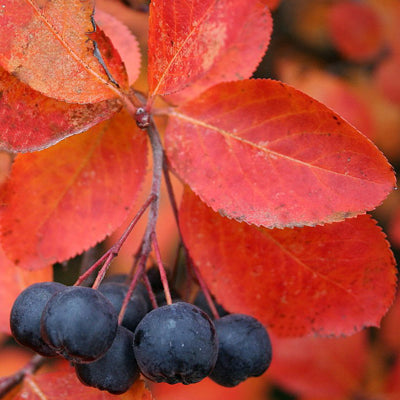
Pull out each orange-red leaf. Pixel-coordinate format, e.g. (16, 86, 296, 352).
(147, 0, 271, 99)
(166, 79, 395, 228)
(13, 366, 153, 400)
(0, 110, 147, 270)
(277, 60, 375, 139)
(152, 377, 268, 400)
(268, 332, 367, 398)
(0, 245, 52, 334)
(0, 66, 121, 152)
(95, 9, 141, 86)
(0, 0, 128, 103)
(328, 2, 384, 62)
(162, 1, 272, 104)
(179, 188, 397, 337)
(374, 55, 400, 106)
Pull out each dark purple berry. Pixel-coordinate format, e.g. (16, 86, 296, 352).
(98, 282, 148, 332)
(10, 282, 66, 356)
(41, 286, 118, 363)
(104, 274, 152, 311)
(210, 314, 272, 387)
(133, 302, 218, 384)
(75, 326, 140, 394)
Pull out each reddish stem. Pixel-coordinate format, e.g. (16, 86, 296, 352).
(163, 160, 220, 317)
(119, 255, 146, 324)
(74, 251, 110, 286)
(91, 252, 114, 289)
(118, 119, 164, 323)
(151, 232, 172, 305)
(190, 259, 220, 320)
(74, 194, 156, 287)
(142, 273, 158, 309)
(162, 159, 179, 227)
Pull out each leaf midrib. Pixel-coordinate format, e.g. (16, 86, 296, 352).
(26, 0, 117, 94)
(171, 110, 382, 184)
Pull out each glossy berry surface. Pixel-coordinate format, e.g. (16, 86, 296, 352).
(41, 286, 118, 363)
(75, 326, 140, 394)
(210, 314, 272, 387)
(10, 281, 66, 356)
(133, 302, 218, 384)
(99, 282, 148, 332)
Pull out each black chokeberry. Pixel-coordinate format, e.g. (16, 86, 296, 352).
(104, 274, 152, 311)
(133, 302, 218, 384)
(10, 282, 66, 356)
(41, 286, 118, 363)
(210, 314, 272, 387)
(98, 282, 148, 332)
(75, 326, 140, 394)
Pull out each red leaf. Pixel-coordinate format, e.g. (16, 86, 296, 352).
(0, 0, 128, 103)
(0, 346, 33, 377)
(147, 0, 271, 99)
(0, 110, 147, 270)
(163, 1, 272, 104)
(277, 60, 375, 139)
(0, 244, 52, 334)
(328, 2, 384, 62)
(166, 79, 395, 228)
(94, 9, 141, 86)
(13, 365, 153, 399)
(374, 55, 400, 106)
(0, 66, 121, 152)
(152, 377, 268, 400)
(179, 188, 397, 337)
(268, 332, 367, 398)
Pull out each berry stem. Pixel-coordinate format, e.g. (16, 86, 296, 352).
(151, 232, 173, 305)
(190, 260, 220, 320)
(142, 272, 159, 309)
(74, 194, 156, 287)
(119, 119, 164, 323)
(162, 163, 220, 317)
(119, 255, 146, 324)
(162, 159, 180, 227)
(0, 354, 45, 398)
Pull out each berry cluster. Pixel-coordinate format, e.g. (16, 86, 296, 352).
(10, 273, 272, 394)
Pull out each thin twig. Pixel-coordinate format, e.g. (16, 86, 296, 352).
(74, 194, 156, 287)
(142, 273, 158, 309)
(162, 159, 220, 318)
(119, 119, 164, 322)
(151, 232, 172, 305)
(190, 260, 220, 320)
